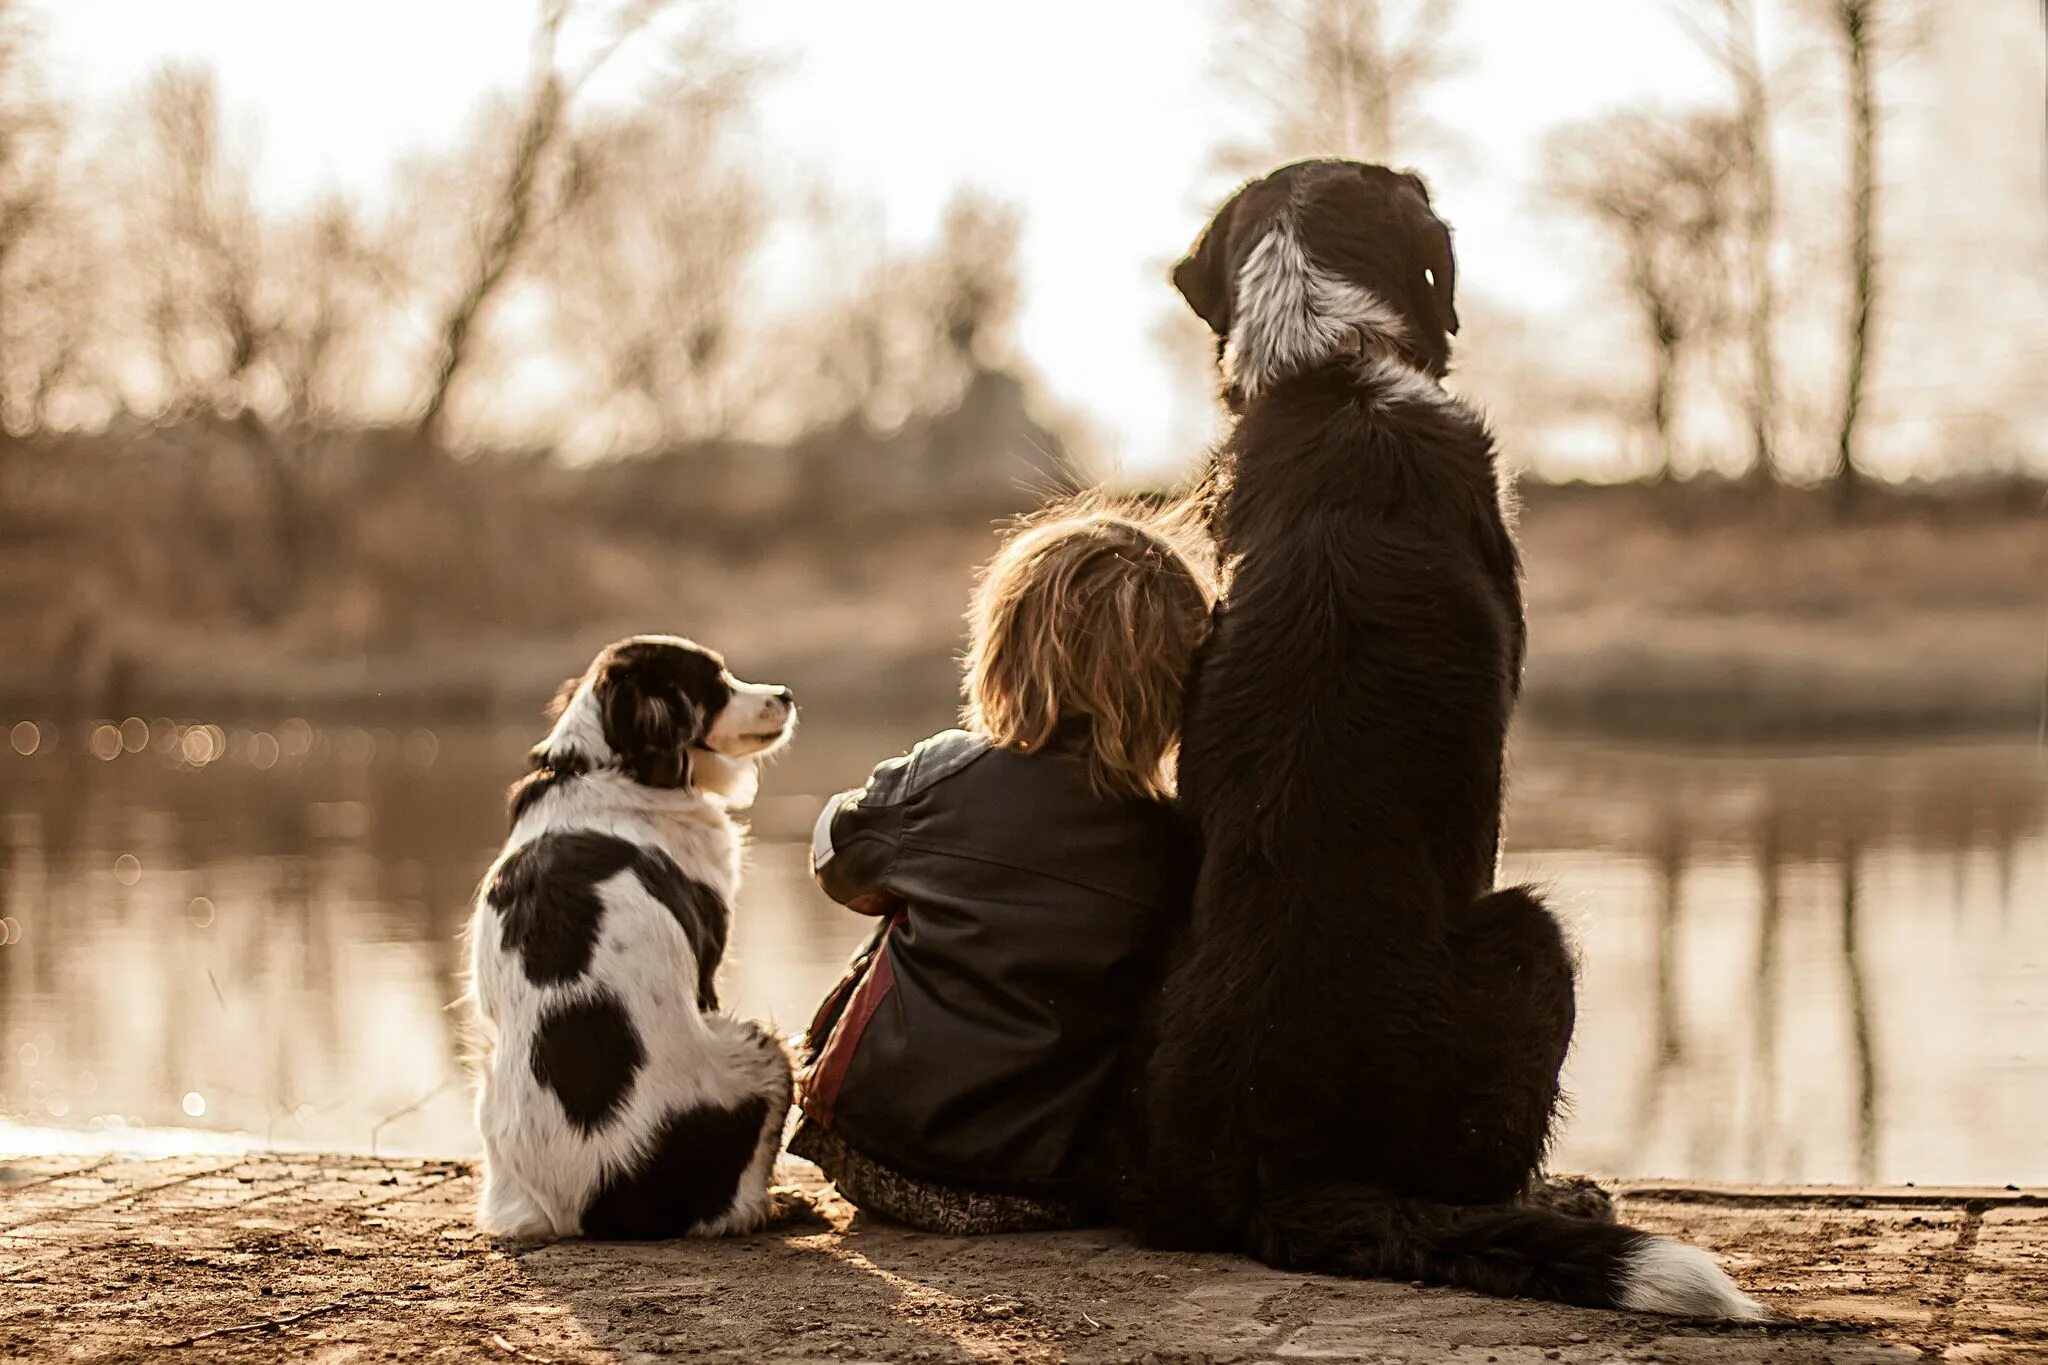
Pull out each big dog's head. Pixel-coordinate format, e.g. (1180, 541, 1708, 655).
(1172, 159, 1460, 401)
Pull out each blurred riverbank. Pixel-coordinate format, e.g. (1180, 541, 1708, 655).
(1515, 479, 2046, 738)
(3, 432, 2041, 739)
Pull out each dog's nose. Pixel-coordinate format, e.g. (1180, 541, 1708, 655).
(773, 687, 795, 709)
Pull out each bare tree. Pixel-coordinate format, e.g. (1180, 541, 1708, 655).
(550, 131, 762, 446)
(409, 0, 688, 447)
(1820, 0, 1892, 512)
(130, 65, 271, 418)
(1677, 0, 1782, 485)
(261, 196, 395, 427)
(542, 17, 770, 448)
(1551, 111, 1742, 479)
(925, 193, 1021, 376)
(1213, 0, 1463, 173)
(121, 66, 401, 433)
(0, 0, 87, 431)
(783, 190, 1024, 436)
(0, 222, 93, 432)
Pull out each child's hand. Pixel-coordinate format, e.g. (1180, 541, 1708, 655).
(846, 892, 905, 918)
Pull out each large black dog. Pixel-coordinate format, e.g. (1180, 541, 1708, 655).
(1139, 160, 1759, 1317)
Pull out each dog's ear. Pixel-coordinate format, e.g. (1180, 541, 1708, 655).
(1173, 187, 1245, 336)
(1389, 168, 1458, 340)
(1424, 217, 1459, 337)
(593, 654, 703, 788)
(544, 675, 581, 722)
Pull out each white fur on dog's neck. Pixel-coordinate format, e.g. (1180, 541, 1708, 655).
(1224, 215, 1415, 401)
(689, 747, 758, 810)
(542, 678, 610, 764)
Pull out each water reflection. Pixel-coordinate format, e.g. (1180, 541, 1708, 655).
(1503, 737, 2045, 1186)
(1, 720, 2042, 1185)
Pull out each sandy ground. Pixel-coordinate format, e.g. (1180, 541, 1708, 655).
(1, 1157, 2042, 1363)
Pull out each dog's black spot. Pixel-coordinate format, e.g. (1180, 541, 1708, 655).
(630, 848, 729, 1011)
(507, 749, 591, 826)
(580, 1092, 769, 1239)
(487, 831, 730, 997)
(487, 831, 640, 986)
(530, 990, 644, 1134)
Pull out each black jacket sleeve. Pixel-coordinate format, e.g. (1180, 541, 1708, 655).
(810, 757, 913, 909)
(810, 730, 990, 910)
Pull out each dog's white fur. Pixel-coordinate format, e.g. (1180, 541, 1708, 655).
(1618, 1239, 1767, 1320)
(1224, 215, 1415, 401)
(1358, 355, 1455, 413)
(468, 651, 795, 1240)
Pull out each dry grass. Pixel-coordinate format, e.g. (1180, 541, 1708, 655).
(1516, 480, 2047, 735)
(1521, 479, 2046, 617)
(5, 436, 2042, 737)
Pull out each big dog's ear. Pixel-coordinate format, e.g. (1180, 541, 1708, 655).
(594, 651, 703, 789)
(1394, 168, 1459, 340)
(1425, 218, 1459, 337)
(1173, 187, 1245, 337)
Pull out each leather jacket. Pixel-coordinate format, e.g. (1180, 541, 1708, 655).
(797, 727, 1193, 1195)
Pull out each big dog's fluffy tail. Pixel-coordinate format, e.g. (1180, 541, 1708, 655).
(1249, 1183, 1763, 1319)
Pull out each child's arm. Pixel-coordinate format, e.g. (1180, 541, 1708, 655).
(810, 751, 918, 913)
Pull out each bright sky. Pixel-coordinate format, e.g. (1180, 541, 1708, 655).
(37, 1, 1773, 474)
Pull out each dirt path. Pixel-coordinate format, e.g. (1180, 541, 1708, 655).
(2, 1157, 2042, 1362)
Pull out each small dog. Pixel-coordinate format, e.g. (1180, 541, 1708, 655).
(467, 635, 797, 1240)
(1144, 160, 1760, 1318)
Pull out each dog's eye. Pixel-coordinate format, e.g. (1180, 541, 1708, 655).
(1424, 269, 1437, 288)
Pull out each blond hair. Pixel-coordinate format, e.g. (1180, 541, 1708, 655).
(963, 503, 1215, 802)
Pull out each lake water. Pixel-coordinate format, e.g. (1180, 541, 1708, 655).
(1, 714, 2042, 1187)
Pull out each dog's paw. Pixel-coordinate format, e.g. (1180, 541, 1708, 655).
(1522, 1172, 1616, 1222)
(766, 1184, 833, 1232)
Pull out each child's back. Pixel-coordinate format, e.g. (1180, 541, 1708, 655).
(791, 506, 1214, 1230)
(802, 722, 1191, 1193)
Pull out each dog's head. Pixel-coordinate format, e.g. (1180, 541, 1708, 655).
(1173, 159, 1459, 399)
(539, 635, 795, 805)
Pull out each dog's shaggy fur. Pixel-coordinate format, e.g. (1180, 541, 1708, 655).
(467, 635, 797, 1241)
(1142, 160, 1760, 1319)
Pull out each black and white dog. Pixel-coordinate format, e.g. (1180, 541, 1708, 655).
(1142, 160, 1760, 1317)
(468, 635, 797, 1240)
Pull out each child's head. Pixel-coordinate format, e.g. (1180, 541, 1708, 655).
(963, 504, 1215, 802)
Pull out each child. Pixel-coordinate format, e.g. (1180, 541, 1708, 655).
(789, 506, 1214, 1234)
